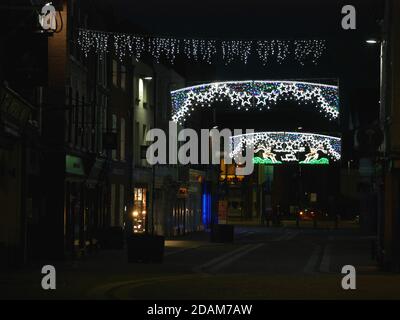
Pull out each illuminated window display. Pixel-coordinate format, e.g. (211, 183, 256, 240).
(133, 187, 147, 233)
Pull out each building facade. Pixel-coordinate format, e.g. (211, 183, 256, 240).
(379, 0, 400, 271)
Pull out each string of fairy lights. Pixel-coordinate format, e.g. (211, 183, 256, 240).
(170, 81, 339, 124)
(77, 29, 327, 66)
(229, 132, 341, 165)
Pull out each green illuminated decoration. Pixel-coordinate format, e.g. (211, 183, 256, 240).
(299, 157, 329, 165)
(253, 157, 282, 165)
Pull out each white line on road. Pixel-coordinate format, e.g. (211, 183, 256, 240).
(207, 243, 265, 273)
(192, 244, 252, 273)
(303, 245, 322, 275)
(319, 244, 332, 273)
(165, 245, 202, 257)
(272, 230, 300, 242)
(192, 243, 261, 273)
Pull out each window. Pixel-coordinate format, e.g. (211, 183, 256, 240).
(137, 77, 149, 107)
(121, 65, 126, 90)
(81, 96, 85, 147)
(99, 96, 108, 152)
(120, 118, 126, 161)
(97, 53, 107, 87)
(142, 124, 147, 144)
(75, 92, 80, 147)
(142, 79, 148, 107)
(91, 92, 96, 151)
(112, 114, 117, 160)
(111, 184, 116, 226)
(119, 185, 125, 227)
(135, 121, 140, 164)
(102, 53, 107, 87)
(112, 59, 118, 87)
(133, 187, 147, 233)
(138, 78, 144, 104)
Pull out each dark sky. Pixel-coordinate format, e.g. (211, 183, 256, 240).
(100, 0, 382, 39)
(91, 0, 383, 84)
(85, 0, 384, 133)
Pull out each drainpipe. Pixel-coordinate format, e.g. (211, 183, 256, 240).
(126, 65, 135, 237)
(151, 67, 157, 235)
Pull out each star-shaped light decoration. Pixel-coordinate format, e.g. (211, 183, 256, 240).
(171, 81, 339, 123)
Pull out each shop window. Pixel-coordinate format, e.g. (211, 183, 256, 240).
(132, 187, 147, 233)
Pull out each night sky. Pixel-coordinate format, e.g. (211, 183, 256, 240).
(78, 0, 384, 162)
(88, 0, 383, 102)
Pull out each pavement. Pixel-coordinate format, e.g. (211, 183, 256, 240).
(1, 225, 400, 300)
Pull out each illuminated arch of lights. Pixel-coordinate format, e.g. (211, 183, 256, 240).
(229, 132, 341, 165)
(171, 81, 339, 124)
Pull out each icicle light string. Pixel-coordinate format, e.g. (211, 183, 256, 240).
(77, 28, 327, 66)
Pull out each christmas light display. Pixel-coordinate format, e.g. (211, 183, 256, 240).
(171, 81, 339, 124)
(229, 132, 341, 165)
(256, 40, 290, 66)
(113, 33, 146, 62)
(294, 40, 327, 66)
(222, 40, 253, 65)
(77, 28, 327, 66)
(148, 37, 181, 64)
(78, 29, 109, 59)
(183, 39, 217, 64)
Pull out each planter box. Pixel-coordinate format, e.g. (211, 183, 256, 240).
(210, 224, 234, 243)
(127, 234, 165, 263)
(97, 227, 124, 250)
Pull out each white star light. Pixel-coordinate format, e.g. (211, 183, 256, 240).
(256, 93, 268, 106)
(171, 81, 339, 123)
(230, 92, 240, 104)
(239, 92, 252, 107)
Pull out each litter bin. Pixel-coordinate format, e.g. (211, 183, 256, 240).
(127, 234, 165, 263)
(210, 224, 234, 243)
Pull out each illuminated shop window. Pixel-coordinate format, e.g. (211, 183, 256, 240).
(132, 187, 147, 233)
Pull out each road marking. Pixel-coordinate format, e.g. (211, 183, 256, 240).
(284, 230, 300, 241)
(272, 230, 300, 241)
(236, 231, 255, 239)
(207, 243, 265, 273)
(320, 244, 332, 273)
(192, 244, 257, 273)
(272, 231, 289, 242)
(111, 274, 201, 300)
(303, 245, 322, 275)
(87, 274, 197, 299)
(165, 245, 202, 257)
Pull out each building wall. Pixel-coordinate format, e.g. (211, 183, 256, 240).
(380, 0, 400, 270)
(0, 145, 22, 265)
